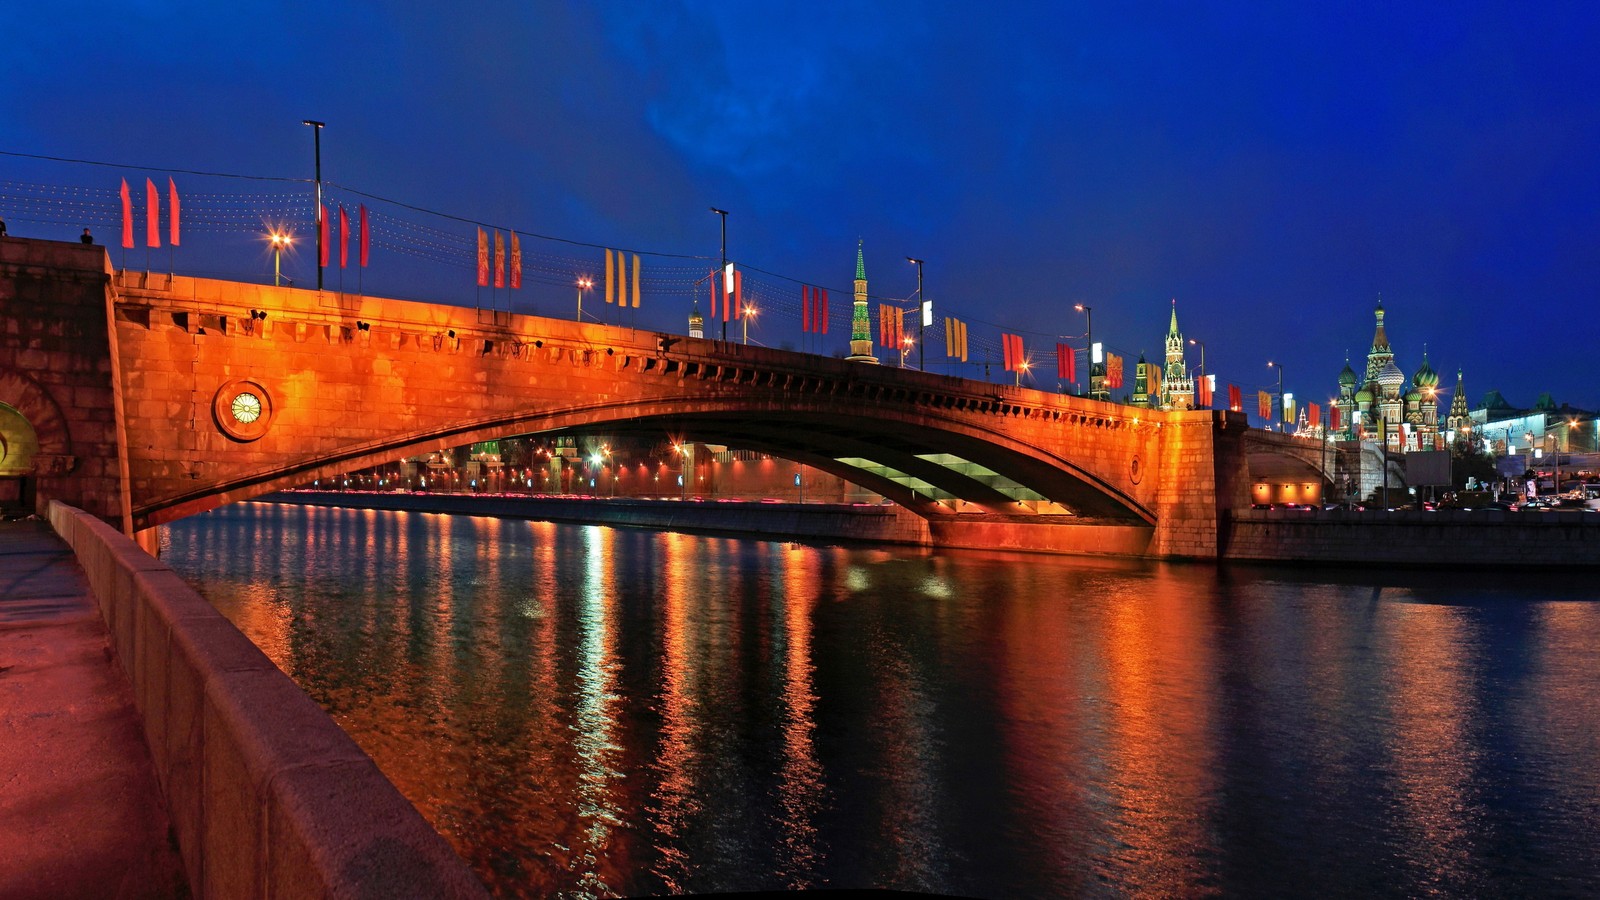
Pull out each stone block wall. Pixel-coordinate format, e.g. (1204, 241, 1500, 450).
(1225, 508, 1600, 566)
(0, 239, 129, 528)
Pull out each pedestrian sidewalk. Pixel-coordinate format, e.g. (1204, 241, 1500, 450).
(0, 520, 187, 899)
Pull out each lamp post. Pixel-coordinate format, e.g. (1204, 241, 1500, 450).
(1074, 303, 1095, 398)
(742, 300, 756, 344)
(1267, 361, 1285, 432)
(907, 257, 925, 370)
(1188, 338, 1206, 407)
(269, 230, 291, 286)
(301, 120, 325, 291)
(575, 276, 592, 321)
(710, 208, 728, 341)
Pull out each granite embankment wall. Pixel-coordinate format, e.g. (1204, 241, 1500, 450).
(46, 501, 488, 899)
(267, 490, 935, 546)
(263, 491, 1170, 557)
(1226, 508, 1600, 567)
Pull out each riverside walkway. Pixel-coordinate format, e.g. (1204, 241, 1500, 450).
(0, 520, 186, 899)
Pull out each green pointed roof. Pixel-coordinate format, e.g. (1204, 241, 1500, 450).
(1339, 359, 1358, 387)
(855, 240, 866, 281)
(1168, 299, 1180, 335)
(1412, 350, 1438, 389)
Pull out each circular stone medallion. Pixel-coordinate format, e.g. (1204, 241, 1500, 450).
(213, 378, 275, 441)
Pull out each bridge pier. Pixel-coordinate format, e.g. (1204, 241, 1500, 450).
(0, 238, 131, 531)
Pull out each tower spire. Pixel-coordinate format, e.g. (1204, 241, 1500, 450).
(847, 238, 878, 363)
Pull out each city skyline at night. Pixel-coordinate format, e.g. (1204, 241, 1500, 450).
(3, 2, 1597, 413)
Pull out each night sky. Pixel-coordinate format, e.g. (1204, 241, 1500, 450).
(4, 2, 1598, 415)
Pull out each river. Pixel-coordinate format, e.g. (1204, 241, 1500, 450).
(162, 501, 1600, 898)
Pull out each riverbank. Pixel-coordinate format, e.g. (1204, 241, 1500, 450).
(262, 490, 1600, 568)
(1225, 506, 1600, 567)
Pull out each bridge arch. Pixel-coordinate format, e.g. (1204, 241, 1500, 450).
(142, 395, 1157, 528)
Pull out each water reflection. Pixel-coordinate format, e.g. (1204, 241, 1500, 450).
(165, 503, 1600, 898)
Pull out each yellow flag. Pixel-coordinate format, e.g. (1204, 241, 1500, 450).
(632, 253, 641, 308)
(605, 249, 615, 304)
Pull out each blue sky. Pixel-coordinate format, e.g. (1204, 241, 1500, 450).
(3, 1, 1597, 413)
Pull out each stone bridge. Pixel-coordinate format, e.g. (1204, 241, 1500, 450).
(1, 238, 1263, 558)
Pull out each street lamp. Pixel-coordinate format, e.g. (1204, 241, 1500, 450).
(268, 230, 292, 286)
(1074, 303, 1096, 398)
(742, 300, 757, 344)
(1188, 338, 1206, 408)
(907, 257, 925, 371)
(1267, 361, 1285, 432)
(301, 119, 325, 290)
(710, 208, 728, 341)
(575, 276, 592, 321)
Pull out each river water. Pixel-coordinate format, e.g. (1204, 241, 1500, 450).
(162, 501, 1600, 898)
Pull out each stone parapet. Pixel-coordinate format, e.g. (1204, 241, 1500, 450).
(1225, 508, 1600, 567)
(47, 500, 489, 899)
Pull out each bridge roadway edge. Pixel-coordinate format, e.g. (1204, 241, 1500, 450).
(44, 500, 491, 899)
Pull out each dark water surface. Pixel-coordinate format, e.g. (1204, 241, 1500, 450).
(163, 502, 1600, 898)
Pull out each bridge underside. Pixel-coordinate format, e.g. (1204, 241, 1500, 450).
(135, 399, 1156, 531)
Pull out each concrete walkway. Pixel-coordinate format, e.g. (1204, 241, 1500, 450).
(0, 520, 187, 899)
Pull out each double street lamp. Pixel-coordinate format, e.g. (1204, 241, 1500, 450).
(575, 276, 592, 321)
(269, 230, 292, 286)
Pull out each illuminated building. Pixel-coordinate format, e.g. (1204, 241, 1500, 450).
(1331, 298, 1441, 451)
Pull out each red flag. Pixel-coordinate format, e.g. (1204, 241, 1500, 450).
(476, 228, 488, 286)
(819, 288, 829, 334)
(510, 233, 522, 289)
(494, 231, 505, 289)
(359, 205, 369, 267)
(709, 270, 718, 320)
(339, 207, 349, 268)
(730, 269, 741, 322)
(1001, 333, 1015, 371)
(1197, 375, 1212, 407)
(319, 204, 329, 268)
(1309, 402, 1322, 428)
(1057, 343, 1075, 381)
(1106, 353, 1124, 389)
(1229, 384, 1242, 412)
(120, 179, 133, 249)
(146, 178, 160, 248)
(168, 178, 180, 246)
(1331, 405, 1342, 430)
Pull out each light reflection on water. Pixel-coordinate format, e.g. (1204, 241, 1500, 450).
(164, 502, 1600, 898)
